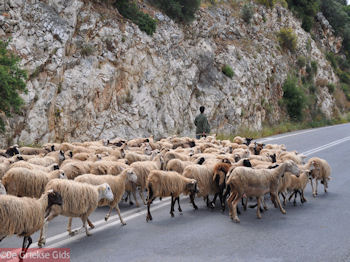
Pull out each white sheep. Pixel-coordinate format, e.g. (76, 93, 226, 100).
(2, 167, 67, 198)
(28, 150, 65, 167)
(38, 179, 114, 247)
(0, 181, 6, 195)
(0, 190, 62, 256)
(226, 160, 300, 223)
(74, 168, 137, 226)
(146, 170, 199, 221)
(10, 160, 59, 172)
(307, 157, 331, 197)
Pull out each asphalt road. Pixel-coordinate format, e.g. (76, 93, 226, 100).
(1, 123, 350, 262)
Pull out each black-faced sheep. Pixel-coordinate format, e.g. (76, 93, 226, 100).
(0, 190, 62, 256)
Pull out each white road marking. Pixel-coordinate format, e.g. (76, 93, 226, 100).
(301, 136, 350, 156)
(259, 124, 347, 143)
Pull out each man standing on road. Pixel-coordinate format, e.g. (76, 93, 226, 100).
(194, 106, 210, 139)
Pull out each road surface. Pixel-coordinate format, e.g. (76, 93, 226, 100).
(1, 123, 350, 262)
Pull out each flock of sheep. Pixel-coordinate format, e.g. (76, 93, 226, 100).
(0, 135, 331, 257)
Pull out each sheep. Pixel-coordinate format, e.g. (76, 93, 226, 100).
(73, 152, 102, 161)
(127, 154, 164, 206)
(127, 137, 149, 147)
(287, 170, 312, 205)
(182, 162, 218, 209)
(74, 168, 137, 226)
(212, 158, 253, 209)
(307, 157, 331, 197)
(278, 151, 306, 164)
(28, 150, 65, 167)
(146, 170, 199, 221)
(249, 142, 265, 155)
(18, 146, 49, 155)
(3, 145, 20, 157)
(166, 157, 205, 174)
(2, 168, 67, 198)
(61, 161, 93, 179)
(10, 161, 59, 172)
(233, 136, 253, 146)
(265, 144, 287, 151)
(172, 140, 196, 149)
(232, 148, 250, 162)
(125, 151, 152, 164)
(0, 190, 62, 256)
(38, 180, 114, 247)
(0, 181, 6, 195)
(226, 160, 300, 223)
(90, 160, 127, 176)
(0, 155, 24, 179)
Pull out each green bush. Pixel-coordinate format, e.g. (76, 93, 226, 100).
(296, 56, 306, 68)
(282, 75, 306, 121)
(311, 60, 318, 75)
(241, 4, 254, 24)
(222, 65, 234, 78)
(277, 28, 298, 52)
(326, 52, 338, 69)
(150, 0, 200, 23)
(80, 44, 95, 57)
(327, 83, 336, 93)
(115, 0, 156, 35)
(287, 0, 320, 32)
(0, 40, 27, 131)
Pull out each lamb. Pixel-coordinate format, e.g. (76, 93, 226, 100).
(146, 170, 199, 221)
(307, 157, 331, 197)
(10, 161, 59, 172)
(0, 190, 62, 256)
(226, 160, 300, 223)
(2, 168, 67, 198)
(38, 180, 114, 247)
(74, 168, 137, 226)
(28, 150, 65, 167)
(287, 170, 312, 205)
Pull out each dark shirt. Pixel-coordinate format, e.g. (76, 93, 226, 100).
(194, 113, 210, 135)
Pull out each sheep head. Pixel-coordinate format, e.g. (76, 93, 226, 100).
(98, 183, 114, 201)
(126, 169, 138, 183)
(284, 160, 300, 176)
(186, 180, 199, 194)
(46, 190, 63, 212)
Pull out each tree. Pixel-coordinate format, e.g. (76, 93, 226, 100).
(0, 40, 27, 131)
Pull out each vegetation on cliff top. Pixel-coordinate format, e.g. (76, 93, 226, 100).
(0, 40, 27, 132)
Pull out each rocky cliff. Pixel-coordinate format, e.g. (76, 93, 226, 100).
(0, 0, 342, 146)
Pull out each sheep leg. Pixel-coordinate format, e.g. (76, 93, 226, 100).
(87, 218, 95, 229)
(301, 190, 307, 203)
(38, 211, 58, 247)
(242, 197, 248, 211)
(146, 184, 154, 222)
(323, 179, 328, 193)
(190, 193, 198, 210)
(0, 235, 5, 242)
(262, 197, 268, 211)
(232, 194, 241, 223)
(256, 197, 262, 219)
(207, 195, 215, 209)
(314, 180, 318, 196)
(115, 204, 126, 225)
(270, 193, 278, 208)
(104, 207, 113, 222)
(219, 191, 225, 212)
(293, 191, 297, 206)
(131, 189, 140, 207)
(138, 186, 147, 206)
(271, 192, 286, 214)
(280, 192, 286, 206)
(176, 197, 182, 213)
(211, 193, 218, 208)
(71, 218, 91, 236)
(20, 236, 32, 261)
(67, 217, 73, 235)
(82, 217, 91, 236)
(227, 192, 235, 218)
(170, 195, 175, 217)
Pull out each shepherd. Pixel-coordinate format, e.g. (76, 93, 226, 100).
(194, 106, 210, 139)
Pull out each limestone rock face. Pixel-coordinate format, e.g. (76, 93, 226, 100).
(0, 1, 340, 146)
